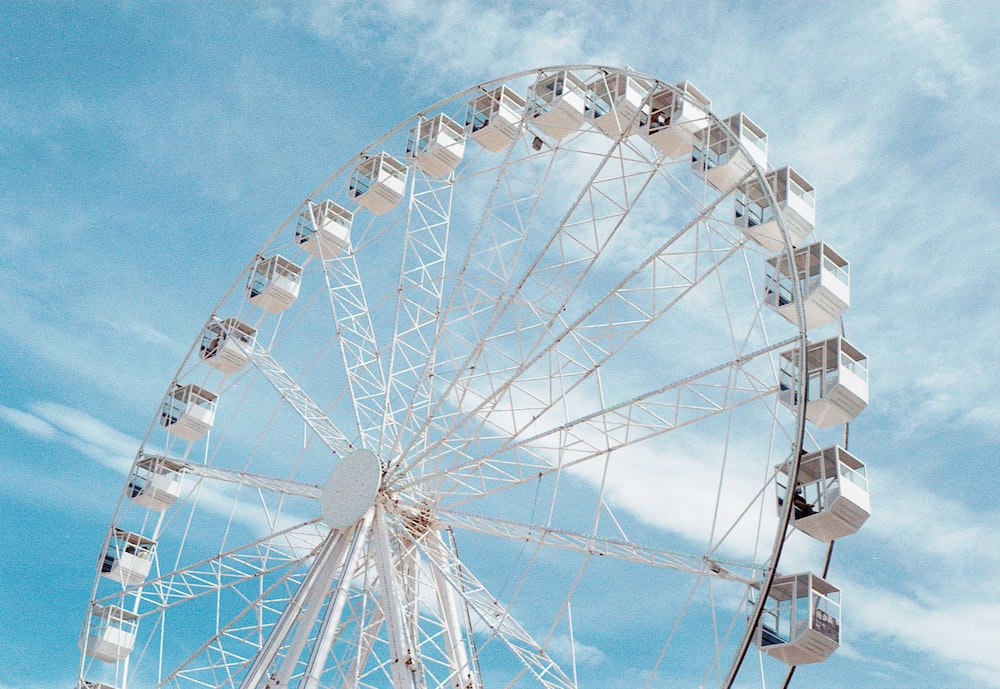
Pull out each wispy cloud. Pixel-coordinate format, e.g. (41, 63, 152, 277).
(287, 0, 622, 84)
(546, 632, 606, 667)
(844, 466, 1000, 686)
(889, 0, 979, 96)
(0, 404, 59, 441)
(850, 581, 1000, 687)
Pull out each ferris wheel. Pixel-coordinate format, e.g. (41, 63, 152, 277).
(77, 66, 872, 689)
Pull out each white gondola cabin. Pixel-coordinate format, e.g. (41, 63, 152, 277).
(529, 70, 587, 140)
(102, 527, 156, 587)
(466, 85, 527, 152)
(587, 72, 652, 137)
(200, 317, 256, 374)
(296, 200, 352, 259)
(246, 254, 303, 313)
(350, 153, 407, 215)
(642, 80, 711, 158)
(129, 454, 184, 511)
(736, 167, 816, 250)
(80, 605, 138, 663)
(780, 337, 869, 428)
(161, 383, 217, 440)
(753, 572, 841, 666)
(406, 114, 466, 178)
(779, 447, 871, 541)
(77, 682, 121, 689)
(765, 242, 850, 330)
(692, 113, 767, 191)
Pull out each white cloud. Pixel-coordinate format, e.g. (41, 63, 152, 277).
(546, 632, 606, 667)
(866, 467, 1000, 567)
(29, 401, 140, 473)
(291, 0, 619, 85)
(850, 581, 1000, 687)
(0, 404, 59, 440)
(840, 466, 1000, 686)
(889, 0, 979, 96)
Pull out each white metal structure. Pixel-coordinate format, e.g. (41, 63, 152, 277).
(529, 70, 587, 139)
(200, 317, 257, 374)
(127, 454, 184, 512)
(586, 71, 652, 137)
(80, 606, 138, 664)
(350, 153, 408, 215)
(466, 84, 526, 152)
(77, 66, 871, 689)
(406, 114, 466, 178)
(159, 383, 216, 440)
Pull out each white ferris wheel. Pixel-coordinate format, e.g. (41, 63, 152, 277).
(77, 66, 873, 689)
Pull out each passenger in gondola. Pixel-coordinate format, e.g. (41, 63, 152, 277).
(793, 484, 815, 519)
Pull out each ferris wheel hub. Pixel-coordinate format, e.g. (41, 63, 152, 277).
(320, 449, 383, 529)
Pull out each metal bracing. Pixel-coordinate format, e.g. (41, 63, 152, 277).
(427, 530, 481, 689)
(382, 170, 454, 462)
(238, 528, 355, 689)
(391, 138, 668, 475)
(393, 172, 751, 485)
(403, 338, 793, 502)
(158, 528, 341, 689)
(434, 508, 761, 583)
(385, 135, 559, 474)
(342, 604, 386, 689)
(419, 530, 577, 689)
(299, 516, 374, 689)
(372, 504, 421, 689)
(242, 338, 355, 457)
(320, 246, 389, 451)
(94, 519, 321, 616)
(176, 459, 321, 499)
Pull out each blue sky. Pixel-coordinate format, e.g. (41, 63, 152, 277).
(1, 2, 998, 688)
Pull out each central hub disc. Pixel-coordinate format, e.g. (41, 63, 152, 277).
(320, 449, 382, 529)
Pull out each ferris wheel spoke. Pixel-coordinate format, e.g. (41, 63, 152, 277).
(388, 142, 559, 464)
(319, 247, 390, 450)
(382, 172, 453, 460)
(406, 338, 794, 502)
(397, 140, 664, 465)
(426, 529, 483, 689)
(435, 507, 761, 582)
(236, 337, 355, 457)
(397, 189, 749, 483)
(371, 503, 429, 689)
(294, 516, 374, 689)
(153, 456, 322, 499)
(239, 521, 369, 689)
(155, 527, 341, 688)
(342, 604, 386, 689)
(418, 528, 577, 689)
(94, 519, 322, 617)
